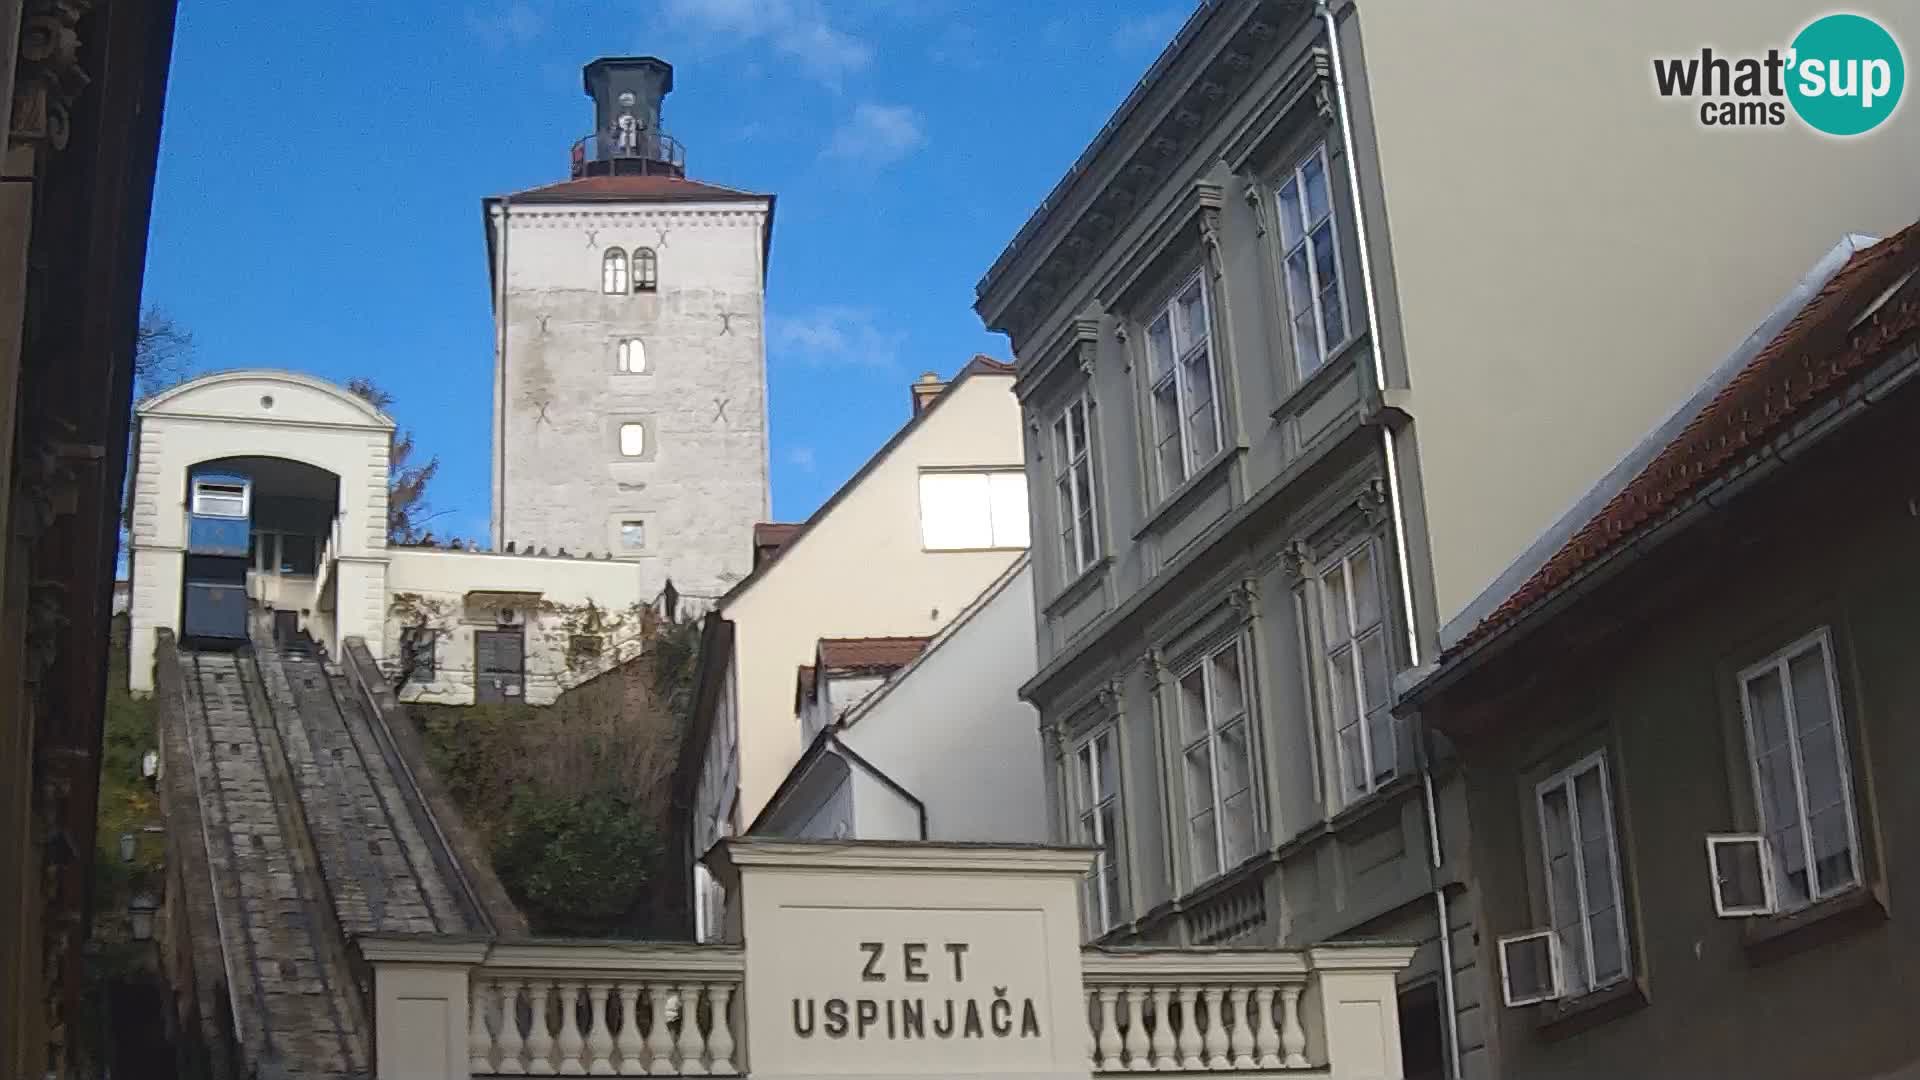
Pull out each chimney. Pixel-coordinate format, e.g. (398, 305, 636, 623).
(576, 57, 684, 178)
(910, 371, 946, 416)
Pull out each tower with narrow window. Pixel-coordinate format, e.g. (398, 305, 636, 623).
(486, 56, 772, 603)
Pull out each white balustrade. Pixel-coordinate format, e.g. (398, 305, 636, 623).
(464, 946, 745, 1077)
(1082, 949, 1316, 1074)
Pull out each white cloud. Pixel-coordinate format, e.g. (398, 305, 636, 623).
(663, 0, 872, 87)
(771, 307, 906, 369)
(824, 103, 927, 167)
(466, 1, 544, 48)
(786, 446, 818, 473)
(1111, 9, 1187, 52)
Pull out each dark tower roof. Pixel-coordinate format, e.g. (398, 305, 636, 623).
(572, 56, 684, 179)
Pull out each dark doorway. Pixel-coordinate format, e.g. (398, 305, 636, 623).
(474, 629, 525, 704)
(1398, 981, 1446, 1080)
(273, 609, 299, 647)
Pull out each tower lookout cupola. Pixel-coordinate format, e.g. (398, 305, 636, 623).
(572, 56, 684, 179)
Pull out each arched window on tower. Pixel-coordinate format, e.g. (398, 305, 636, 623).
(617, 338, 646, 373)
(633, 247, 658, 293)
(602, 248, 629, 294)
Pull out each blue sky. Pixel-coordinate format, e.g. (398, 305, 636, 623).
(142, 0, 1196, 540)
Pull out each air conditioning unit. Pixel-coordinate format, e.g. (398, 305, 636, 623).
(1706, 833, 1777, 917)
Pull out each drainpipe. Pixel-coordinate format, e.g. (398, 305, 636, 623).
(494, 196, 511, 551)
(1317, 3, 1463, 1078)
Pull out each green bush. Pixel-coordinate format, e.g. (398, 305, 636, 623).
(491, 786, 665, 937)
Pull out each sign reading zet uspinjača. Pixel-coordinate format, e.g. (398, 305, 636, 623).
(791, 941, 1044, 1041)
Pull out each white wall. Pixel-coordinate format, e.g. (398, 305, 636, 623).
(126, 370, 392, 692)
(383, 546, 650, 706)
(713, 371, 1028, 828)
(490, 198, 771, 602)
(1349, 0, 1920, 627)
(838, 559, 1047, 844)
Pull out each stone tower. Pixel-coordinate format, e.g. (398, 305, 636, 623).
(486, 56, 772, 603)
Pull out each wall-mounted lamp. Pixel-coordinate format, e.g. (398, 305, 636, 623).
(128, 893, 157, 942)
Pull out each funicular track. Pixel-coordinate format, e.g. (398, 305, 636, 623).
(180, 648, 368, 1078)
(174, 624, 493, 1078)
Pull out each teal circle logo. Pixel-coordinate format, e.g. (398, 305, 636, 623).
(1787, 13, 1905, 136)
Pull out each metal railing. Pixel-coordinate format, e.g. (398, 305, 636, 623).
(570, 129, 686, 177)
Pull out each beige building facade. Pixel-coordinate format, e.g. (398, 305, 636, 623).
(676, 360, 1030, 939)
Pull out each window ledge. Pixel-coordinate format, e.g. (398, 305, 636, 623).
(1326, 771, 1423, 833)
(1132, 446, 1240, 542)
(1743, 883, 1887, 964)
(1045, 555, 1112, 618)
(1270, 332, 1368, 424)
(1533, 977, 1647, 1042)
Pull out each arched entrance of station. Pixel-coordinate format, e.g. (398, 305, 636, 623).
(188, 454, 342, 646)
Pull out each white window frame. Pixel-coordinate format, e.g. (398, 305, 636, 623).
(602, 247, 629, 294)
(617, 337, 647, 373)
(1276, 143, 1351, 377)
(633, 246, 658, 292)
(1706, 833, 1778, 917)
(192, 480, 250, 518)
(1316, 538, 1397, 805)
(618, 422, 647, 458)
(917, 469, 1029, 551)
(1532, 751, 1631, 998)
(1497, 929, 1564, 1008)
(1174, 636, 1260, 886)
(1051, 395, 1100, 578)
(1070, 725, 1126, 935)
(1735, 628, 1864, 913)
(1144, 271, 1222, 494)
(619, 519, 646, 550)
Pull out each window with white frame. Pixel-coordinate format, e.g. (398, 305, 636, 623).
(1071, 726, 1126, 934)
(603, 247, 630, 294)
(1737, 629, 1863, 912)
(633, 247, 658, 292)
(1317, 539, 1396, 804)
(1535, 752, 1630, 998)
(1176, 638, 1258, 883)
(192, 479, 248, 518)
(620, 519, 646, 550)
(918, 470, 1029, 550)
(1277, 145, 1349, 376)
(618, 422, 647, 457)
(1145, 273, 1222, 493)
(617, 337, 647, 373)
(1051, 395, 1100, 577)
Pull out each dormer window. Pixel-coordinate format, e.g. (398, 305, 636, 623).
(634, 247, 658, 292)
(602, 247, 629, 294)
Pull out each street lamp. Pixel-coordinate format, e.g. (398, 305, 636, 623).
(128, 893, 157, 942)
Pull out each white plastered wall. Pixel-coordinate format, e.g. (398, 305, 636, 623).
(126, 370, 393, 693)
(382, 546, 649, 706)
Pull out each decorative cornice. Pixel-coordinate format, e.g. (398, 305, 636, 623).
(11, 0, 92, 152)
(1226, 576, 1260, 621)
(1278, 539, 1314, 584)
(1197, 181, 1226, 282)
(979, 0, 1306, 345)
(1355, 478, 1391, 527)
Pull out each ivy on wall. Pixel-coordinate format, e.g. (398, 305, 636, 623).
(411, 605, 703, 938)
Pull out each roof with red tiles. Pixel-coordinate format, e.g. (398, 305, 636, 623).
(496, 173, 769, 204)
(816, 636, 933, 672)
(753, 522, 803, 556)
(1445, 222, 1920, 661)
